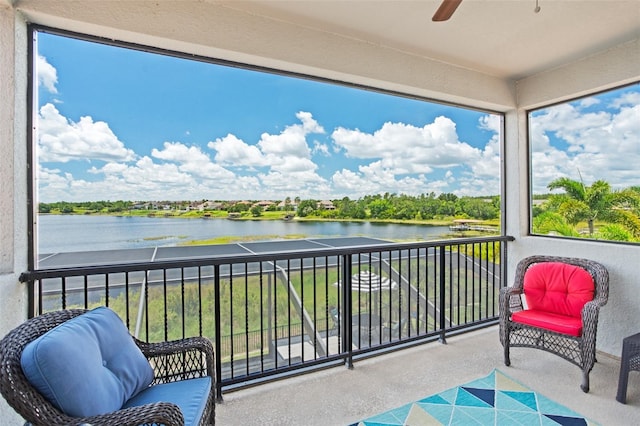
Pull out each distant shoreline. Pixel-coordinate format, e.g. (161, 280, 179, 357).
(37, 211, 470, 228)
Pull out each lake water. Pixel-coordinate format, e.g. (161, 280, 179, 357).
(37, 215, 451, 253)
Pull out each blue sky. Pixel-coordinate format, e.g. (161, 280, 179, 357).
(35, 31, 638, 203)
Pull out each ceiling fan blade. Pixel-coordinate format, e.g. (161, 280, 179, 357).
(432, 0, 463, 22)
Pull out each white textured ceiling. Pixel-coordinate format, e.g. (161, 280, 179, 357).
(217, 0, 640, 80)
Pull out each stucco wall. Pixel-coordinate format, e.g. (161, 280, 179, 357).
(0, 5, 30, 425)
(0, 5, 29, 326)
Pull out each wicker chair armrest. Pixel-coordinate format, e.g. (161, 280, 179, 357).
(136, 336, 215, 379)
(499, 286, 524, 315)
(500, 286, 523, 297)
(137, 336, 213, 358)
(80, 401, 185, 426)
(581, 300, 602, 334)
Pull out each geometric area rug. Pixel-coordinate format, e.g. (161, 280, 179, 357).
(351, 369, 598, 425)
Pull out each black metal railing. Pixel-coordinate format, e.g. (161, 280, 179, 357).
(20, 236, 513, 399)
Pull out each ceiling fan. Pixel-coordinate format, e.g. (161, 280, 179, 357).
(432, 0, 463, 22)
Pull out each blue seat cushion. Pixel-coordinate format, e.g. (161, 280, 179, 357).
(20, 307, 154, 417)
(123, 377, 212, 426)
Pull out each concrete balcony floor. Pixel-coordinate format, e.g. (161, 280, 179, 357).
(216, 326, 639, 425)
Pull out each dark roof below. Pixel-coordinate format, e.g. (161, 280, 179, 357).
(38, 237, 391, 268)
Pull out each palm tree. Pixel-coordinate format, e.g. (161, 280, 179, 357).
(546, 177, 640, 237)
(533, 211, 580, 237)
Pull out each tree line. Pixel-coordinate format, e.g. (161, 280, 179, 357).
(37, 178, 640, 243)
(38, 192, 501, 222)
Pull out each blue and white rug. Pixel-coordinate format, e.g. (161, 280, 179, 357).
(353, 369, 597, 425)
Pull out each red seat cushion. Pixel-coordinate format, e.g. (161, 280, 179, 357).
(522, 262, 595, 318)
(511, 309, 583, 336)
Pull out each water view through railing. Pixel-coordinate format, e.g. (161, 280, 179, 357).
(37, 214, 454, 253)
(21, 235, 512, 398)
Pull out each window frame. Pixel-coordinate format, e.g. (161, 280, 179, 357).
(27, 24, 507, 269)
(527, 81, 640, 245)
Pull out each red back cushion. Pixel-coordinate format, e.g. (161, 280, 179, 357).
(523, 262, 595, 318)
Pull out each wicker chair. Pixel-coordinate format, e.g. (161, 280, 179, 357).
(499, 255, 609, 393)
(0, 309, 215, 426)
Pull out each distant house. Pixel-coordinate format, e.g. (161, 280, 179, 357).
(198, 201, 223, 211)
(254, 200, 275, 209)
(278, 200, 298, 211)
(318, 200, 336, 210)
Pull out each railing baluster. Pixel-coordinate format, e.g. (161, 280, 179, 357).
(162, 269, 168, 342)
(343, 253, 353, 369)
(124, 272, 130, 328)
(464, 243, 469, 324)
(181, 267, 186, 339)
(455, 243, 460, 324)
(229, 269, 235, 378)
(244, 263, 249, 376)
(213, 264, 222, 401)
(259, 261, 265, 372)
(144, 268, 149, 342)
(84, 274, 89, 310)
(197, 266, 203, 337)
(438, 246, 446, 344)
(286, 258, 291, 366)
(398, 248, 404, 340)
(473, 243, 478, 321)
(272, 261, 278, 370)
(104, 273, 109, 308)
(61, 276, 66, 309)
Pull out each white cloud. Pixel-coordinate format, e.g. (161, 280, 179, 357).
(257, 111, 324, 158)
(152, 142, 235, 181)
(470, 135, 500, 179)
(312, 140, 330, 156)
(579, 97, 600, 108)
(479, 114, 501, 133)
(35, 103, 507, 201)
(38, 103, 136, 163)
(37, 55, 58, 94)
(208, 111, 326, 174)
(208, 134, 267, 167)
(269, 156, 319, 174)
(259, 169, 327, 191)
(611, 91, 640, 108)
(94, 156, 193, 186)
(530, 92, 640, 193)
(532, 103, 611, 148)
(209, 111, 327, 185)
(37, 164, 72, 197)
(330, 115, 499, 197)
(332, 165, 436, 198)
(50, 155, 237, 202)
(332, 116, 480, 174)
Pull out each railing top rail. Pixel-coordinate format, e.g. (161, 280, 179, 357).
(20, 235, 514, 282)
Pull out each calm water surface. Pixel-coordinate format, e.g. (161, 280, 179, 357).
(38, 215, 451, 253)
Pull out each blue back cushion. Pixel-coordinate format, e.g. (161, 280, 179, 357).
(20, 307, 154, 417)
